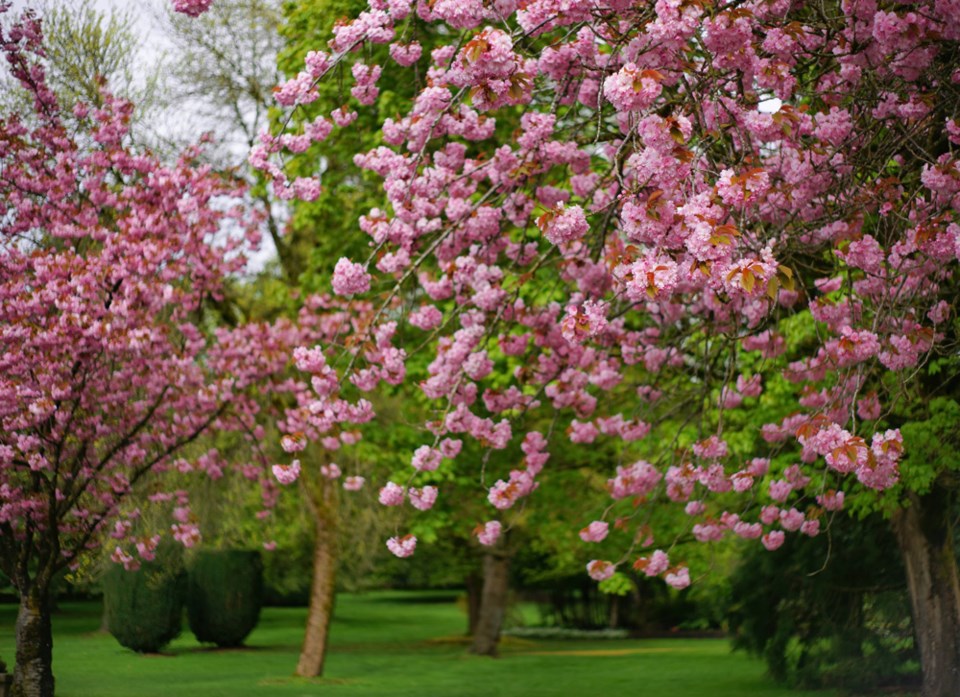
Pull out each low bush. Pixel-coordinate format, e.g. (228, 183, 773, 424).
(188, 549, 263, 647)
(103, 558, 185, 653)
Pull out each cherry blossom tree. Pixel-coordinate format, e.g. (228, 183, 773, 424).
(255, 0, 960, 692)
(0, 7, 315, 696)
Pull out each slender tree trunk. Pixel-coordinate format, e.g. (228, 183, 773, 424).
(12, 585, 54, 697)
(464, 570, 482, 636)
(891, 488, 960, 697)
(469, 553, 510, 656)
(295, 478, 339, 678)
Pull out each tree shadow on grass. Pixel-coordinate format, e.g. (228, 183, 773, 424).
(177, 645, 284, 654)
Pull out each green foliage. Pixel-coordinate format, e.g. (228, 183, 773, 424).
(728, 513, 918, 691)
(103, 550, 186, 653)
(261, 545, 312, 606)
(520, 566, 720, 632)
(598, 572, 634, 597)
(376, 536, 479, 590)
(898, 398, 960, 496)
(187, 550, 264, 647)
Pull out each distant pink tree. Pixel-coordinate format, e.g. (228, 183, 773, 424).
(256, 0, 960, 692)
(171, 0, 214, 18)
(0, 8, 306, 696)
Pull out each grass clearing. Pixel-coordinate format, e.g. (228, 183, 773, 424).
(0, 591, 834, 697)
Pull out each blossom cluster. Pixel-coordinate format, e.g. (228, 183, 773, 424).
(257, 0, 960, 586)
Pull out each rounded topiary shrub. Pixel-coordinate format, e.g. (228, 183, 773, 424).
(187, 549, 263, 647)
(103, 560, 185, 653)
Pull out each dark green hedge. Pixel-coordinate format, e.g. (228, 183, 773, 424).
(103, 561, 185, 653)
(187, 550, 263, 647)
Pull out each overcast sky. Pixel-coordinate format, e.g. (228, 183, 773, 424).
(12, 0, 167, 49)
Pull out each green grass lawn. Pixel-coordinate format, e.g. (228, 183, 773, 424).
(0, 591, 833, 697)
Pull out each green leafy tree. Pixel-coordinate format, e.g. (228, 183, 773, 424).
(729, 512, 917, 691)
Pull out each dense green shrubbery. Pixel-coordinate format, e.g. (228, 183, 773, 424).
(519, 570, 725, 633)
(103, 557, 185, 653)
(728, 513, 919, 692)
(187, 550, 263, 647)
(261, 545, 311, 607)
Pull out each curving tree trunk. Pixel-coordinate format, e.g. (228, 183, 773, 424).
(891, 487, 960, 697)
(295, 477, 339, 678)
(469, 552, 510, 657)
(12, 585, 54, 697)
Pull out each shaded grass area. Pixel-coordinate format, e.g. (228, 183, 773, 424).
(0, 591, 833, 697)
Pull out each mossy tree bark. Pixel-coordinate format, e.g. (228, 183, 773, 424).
(295, 476, 339, 677)
(12, 584, 54, 697)
(469, 551, 510, 657)
(891, 486, 960, 697)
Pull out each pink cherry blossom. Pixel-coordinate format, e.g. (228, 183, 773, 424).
(664, 567, 691, 590)
(280, 434, 307, 453)
(378, 481, 406, 506)
(779, 508, 805, 532)
(586, 560, 616, 581)
(408, 485, 439, 511)
(386, 534, 417, 558)
(411, 445, 443, 472)
(272, 461, 300, 485)
(817, 490, 845, 511)
(171, 0, 213, 17)
(762, 531, 786, 551)
(541, 205, 589, 245)
(332, 258, 371, 296)
(603, 63, 663, 112)
(389, 41, 422, 67)
(321, 463, 342, 479)
(638, 550, 670, 577)
(409, 305, 443, 330)
(475, 520, 502, 546)
(439, 438, 463, 458)
(343, 476, 366, 491)
(608, 461, 661, 500)
(579, 521, 609, 542)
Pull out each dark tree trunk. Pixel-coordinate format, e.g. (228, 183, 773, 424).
(465, 570, 482, 636)
(469, 553, 510, 656)
(12, 586, 54, 697)
(608, 595, 619, 629)
(295, 478, 339, 678)
(891, 488, 960, 697)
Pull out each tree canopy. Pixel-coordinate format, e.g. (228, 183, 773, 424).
(251, 1, 960, 691)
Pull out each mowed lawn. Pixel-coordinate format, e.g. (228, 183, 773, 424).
(0, 591, 832, 697)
